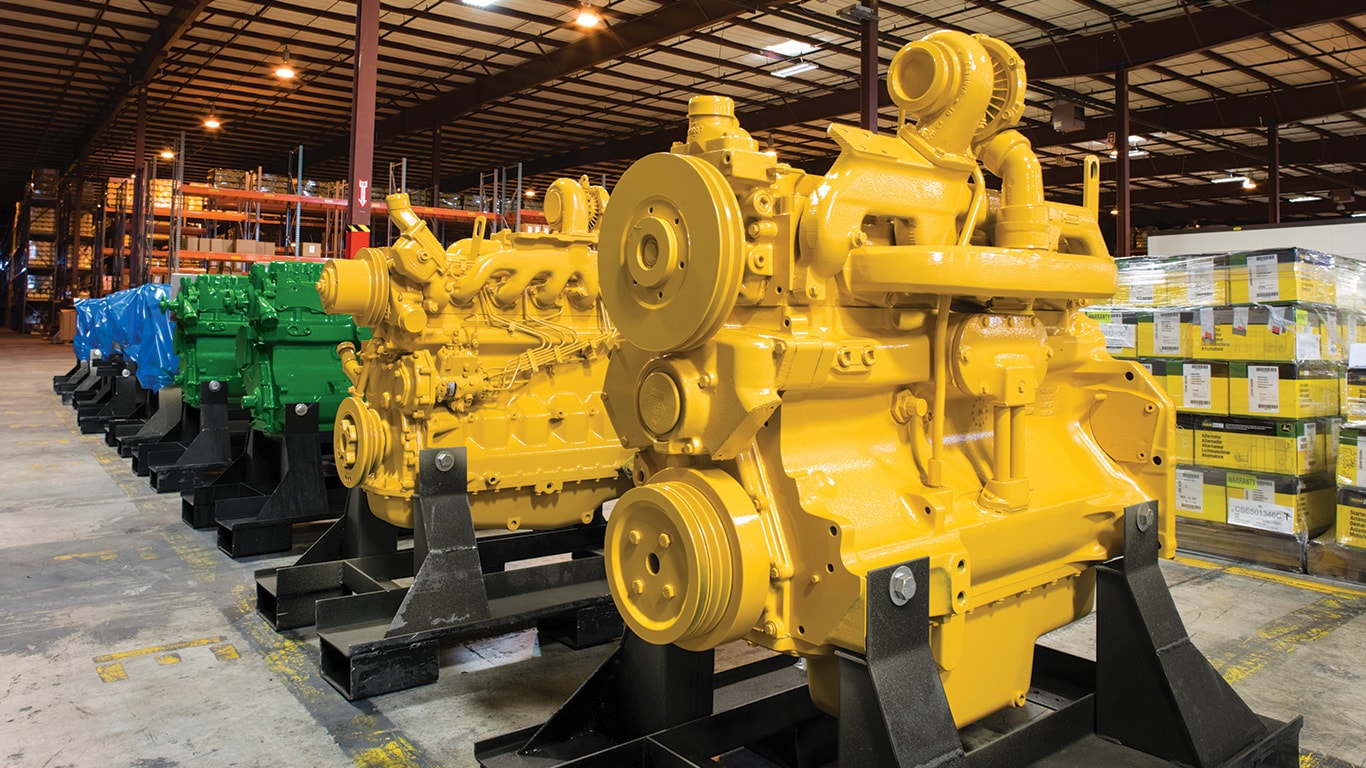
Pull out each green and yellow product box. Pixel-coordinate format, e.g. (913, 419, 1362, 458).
(1336, 263, 1366, 313)
(1335, 425, 1366, 489)
(1148, 359, 1228, 415)
(1176, 413, 1196, 465)
(1113, 257, 1169, 307)
(1336, 486, 1366, 551)
(1345, 367, 1366, 423)
(1084, 308, 1138, 358)
(1175, 465, 1226, 523)
(1161, 253, 1229, 307)
(1227, 362, 1340, 419)
(1228, 247, 1335, 306)
(1328, 416, 1342, 468)
(1192, 304, 1337, 363)
(1224, 470, 1334, 536)
(1195, 416, 1328, 475)
(1135, 310, 1192, 358)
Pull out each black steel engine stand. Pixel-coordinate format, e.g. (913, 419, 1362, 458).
(109, 387, 182, 453)
(61, 356, 114, 405)
(209, 404, 348, 557)
(69, 356, 121, 412)
(475, 500, 1302, 768)
(53, 360, 88, 395)
(303, 447, 619, 700)
(147, 380, 242, 492)
(254, 487, 402, 631)
(77, 363, 148, 434)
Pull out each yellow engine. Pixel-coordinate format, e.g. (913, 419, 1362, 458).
(598, 31, 1174, 727)
(317, 179, 632, 530)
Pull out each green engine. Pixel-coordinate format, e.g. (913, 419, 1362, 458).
(237, 261, 368, 437)
(163, 273, 252, 409)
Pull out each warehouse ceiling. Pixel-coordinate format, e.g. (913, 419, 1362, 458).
(2, 0, 1364, 235)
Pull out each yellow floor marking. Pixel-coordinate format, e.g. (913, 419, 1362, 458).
(156, 653, 182, 665)
(92, 635, 225, 663)
(210, 644, 240, 661)
(352, 736, 425, 768)
(138, 547, 159, 560)
(1209, 593, 1366, 685)
(53, 550, 118, 562)
(96, 663, 127, 683)
(1173, 554, 1366, 598)
(159, 526, 219, 583)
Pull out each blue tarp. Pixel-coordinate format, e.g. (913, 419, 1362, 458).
(69, 285, 179, 391)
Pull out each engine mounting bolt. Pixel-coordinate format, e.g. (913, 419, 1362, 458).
(889, 565, 917, 606)
(434, 451, 456, 472)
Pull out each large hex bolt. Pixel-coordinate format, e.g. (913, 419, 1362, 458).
(889, 565, 917, 606)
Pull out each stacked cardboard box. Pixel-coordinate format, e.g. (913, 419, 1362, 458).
(1336, 348, 1366, 552)
(1087, 247, 1361, 544)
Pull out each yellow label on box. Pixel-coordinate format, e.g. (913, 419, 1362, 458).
(1337, 487, 1366, 551)
(1176, 416, 1195, 465)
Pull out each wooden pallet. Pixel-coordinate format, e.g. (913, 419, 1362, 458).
(1306, 532, 1366, 584)
(1174, 518, 1309, 573)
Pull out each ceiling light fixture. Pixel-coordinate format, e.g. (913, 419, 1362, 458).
(1242, 178, 1257, 190)
(275, 44, 296, 79)
(1288, 195, 1320, 203)
(203, 116, 221, 129)
(464, 0, 497, 6)
(575, 4, 601, 27)
(160, 149, 175, 159)
(763, 40, 819, 58)
(525, 189, 536, 198)
(774, 61, 817, 78)
(1211, 174, 1250, 185)
(1350, 212, 1366, 218)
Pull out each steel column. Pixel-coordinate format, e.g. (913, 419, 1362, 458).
(1115, 69, 1131, 259)
(130, 87, 147, 286)
(1268, 124, 1281, 224)
(860, 1, 879, 134)
(346, 0, 380, 254)
(431, 126, 441, 204)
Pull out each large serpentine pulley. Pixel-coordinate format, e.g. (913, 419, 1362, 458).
(316, 178, 632, 529)
(598, 31, 1173, 728)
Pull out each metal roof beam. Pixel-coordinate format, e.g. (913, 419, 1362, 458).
(1041, 136, 1366, 187)
(1026, 0, 1365, 78)
(68, 0, 212, 168)
(309, 0, 798, 167)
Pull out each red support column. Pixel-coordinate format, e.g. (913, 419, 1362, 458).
(346, 0, 380, 257)
(860, 0, 880, 134)
(1115, 69, 1131, 259)
(1268, 124, 1281, 224)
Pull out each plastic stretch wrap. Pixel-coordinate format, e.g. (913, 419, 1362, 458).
(1090, 246, 1360, 542)
(124, 284, 177, 391)
(72, 297, 96, 361)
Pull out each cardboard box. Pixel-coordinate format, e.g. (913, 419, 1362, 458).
(1150, 359, 1229, 415)
(1227, 247, 1335, 305)
(1336, 425, 1366, 489)
(1195, 416, 1328, 476)
(1336, 486, 1366, 551)
(1224, 471, 1333, 536)
(300, 242, 321, 258)
(1345, 367, 1366, 423)
(1176, 465, 1226, 523)
(1176, 414, 1197, 465)
(1084, 308, 1138, 358)
(1136, 310, 1192, 358)
(1192, 304, 1336, 363)
(1163, 254, 1229, 307)
(1113, 257, 1167, 307)
(1227, 362, 1339, 419)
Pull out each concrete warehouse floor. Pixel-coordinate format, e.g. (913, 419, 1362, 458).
(1, 328, 1364, 768)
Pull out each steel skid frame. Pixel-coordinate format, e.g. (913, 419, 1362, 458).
(474, 501, 1301, 768)
(132, 380, 247, 492)
(106, 387, 181, 453)
(75, 362, 148, 435)
(255, 447, 622, 700)
(64, 355, 122, 407)
(52, 359, 89, 395)
(179, 402, 348, 558)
